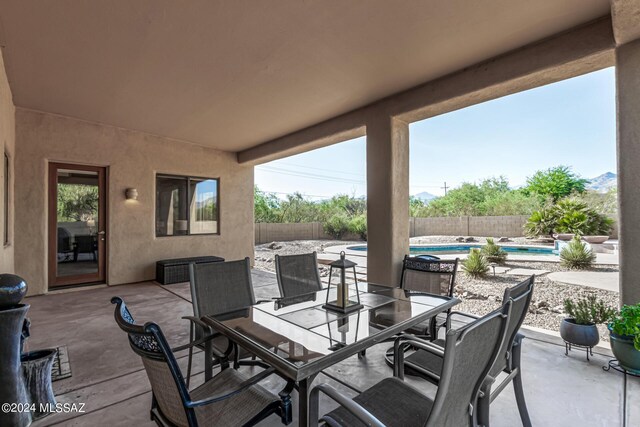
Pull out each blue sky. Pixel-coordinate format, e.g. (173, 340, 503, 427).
(255, 67, 616, 199)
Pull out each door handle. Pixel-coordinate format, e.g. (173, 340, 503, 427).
(97, 231, 106, 235)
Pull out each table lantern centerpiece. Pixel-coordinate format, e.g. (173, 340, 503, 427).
(323, 251, 362, 314)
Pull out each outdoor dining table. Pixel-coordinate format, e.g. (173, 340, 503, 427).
(201, 283, 459, 427)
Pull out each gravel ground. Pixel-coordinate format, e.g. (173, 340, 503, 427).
(453, 261, 618, 342)
(254, 237, 619, 340)
(255, 239, 363, 275)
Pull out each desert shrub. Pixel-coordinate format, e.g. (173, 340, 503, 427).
(348, 214, 367, 240)
(560, 237, 597, 269)
(462, 249, 489, 278)
(524, 207, 558, 238)
(323, 213, 350, 239)
(481, 238, 508, 264)
(525, 198, 614, 238)
(563, 295, 616, 325)
(555, 210, 588, 235)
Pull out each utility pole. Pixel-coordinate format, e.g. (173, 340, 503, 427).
(442, 181, 449, 195)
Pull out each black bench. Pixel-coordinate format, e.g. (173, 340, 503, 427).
(156, 256, 225, 285)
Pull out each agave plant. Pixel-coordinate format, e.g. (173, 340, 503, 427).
(462, 249, 489, 278)
(560, 237, 596, 269)
(481, 238, 508, 264)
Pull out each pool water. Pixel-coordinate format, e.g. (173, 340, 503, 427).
(348, 244, 556, 255)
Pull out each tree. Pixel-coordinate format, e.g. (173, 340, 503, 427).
(254, 186, 281, 223)
(524, 166, 588, 202)
(57, 184, 99, 222)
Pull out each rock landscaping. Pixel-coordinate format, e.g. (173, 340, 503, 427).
(255, 236, 619, 341)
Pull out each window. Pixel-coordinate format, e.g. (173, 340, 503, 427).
(3, 152, 9, 246)
(156, 174, 219, 236)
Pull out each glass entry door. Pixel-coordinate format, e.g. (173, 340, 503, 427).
(48, 163, 107, 287)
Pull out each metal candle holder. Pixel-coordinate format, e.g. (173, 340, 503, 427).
(323, 251, 362, 314)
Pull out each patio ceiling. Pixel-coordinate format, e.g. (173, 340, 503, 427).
(0, 0, 609, 152)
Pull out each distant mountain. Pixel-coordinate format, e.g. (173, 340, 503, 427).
(413, 191, 437, 202)
(587, 172, 617, 193)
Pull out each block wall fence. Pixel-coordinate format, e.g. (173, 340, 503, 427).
(255, 215, 619, 244)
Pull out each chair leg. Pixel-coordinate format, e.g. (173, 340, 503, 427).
(512, 342, 532, 427)
(186, 322, 194, 388)
(476, 384, 491, 427)
(186, 345, 193, 388)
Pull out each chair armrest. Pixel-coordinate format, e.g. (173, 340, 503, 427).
(255, 299, 273, 304)
(393, 334, 444, 380)
(186, 367, 277, 408)
(446, 310, 479, 330)
(175, 316, 227, 360)
(309, 383, 385, 427)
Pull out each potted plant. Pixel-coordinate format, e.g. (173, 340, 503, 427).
(608, 303, 640, 374)
(560, 295, 616, 359)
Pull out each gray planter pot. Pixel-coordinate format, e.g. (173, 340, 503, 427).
(0, 304, 32, 427)
(21, 349, 58, 420)
(609, 331, 640, 375)
(560, 318, 600, 359)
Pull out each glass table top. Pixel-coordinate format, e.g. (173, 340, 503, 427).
(203, 286, 457, 374)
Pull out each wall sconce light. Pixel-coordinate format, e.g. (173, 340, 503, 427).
(125, 188, 138, 200)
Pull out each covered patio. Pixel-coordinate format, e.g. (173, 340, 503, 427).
(1, 1, 640, 426)
(23, 272, 639, 426)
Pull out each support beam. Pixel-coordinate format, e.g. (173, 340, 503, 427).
(611, 0, 640, 45)
(237, 17, 614, 165)
(616, 38, 640, 305)
(366, 115, 409, 286)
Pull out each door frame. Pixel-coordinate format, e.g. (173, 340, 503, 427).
(48, 162, 108, 288)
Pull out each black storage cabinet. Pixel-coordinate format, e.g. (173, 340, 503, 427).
(156, 256, 225, 285)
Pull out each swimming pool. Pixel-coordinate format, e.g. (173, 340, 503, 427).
(347, 244, 557, 255)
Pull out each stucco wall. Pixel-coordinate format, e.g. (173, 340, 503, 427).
(0, 51, 15, 274)
(15, 109, 254, 295)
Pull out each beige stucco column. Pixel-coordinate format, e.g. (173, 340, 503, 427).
(366, 114, 409, 286)
(616, 38, 640, 305)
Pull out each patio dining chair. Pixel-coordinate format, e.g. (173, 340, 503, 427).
(187, 258, 269, 383)
(395, 275, 535, 427)
(381, 256, 458, 365)
(110, 297, 291, 427)
(274, 252, 323, 298)
(309, 299, 513, 427)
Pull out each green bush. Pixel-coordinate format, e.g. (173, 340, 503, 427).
(563, 295, 616, 325)
(524, 197, 614, 238)
(348, 214, 367, 240)
(323, 213, 350, 239)
(560, 237, 597, 269)
(609, 304, 640, 351)
(524, 207, 558, 238)
(462, 249, 489, 278)
(481, 238, 507, 264)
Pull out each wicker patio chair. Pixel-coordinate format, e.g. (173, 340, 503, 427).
(395, 275, 535, 427)
(110, 297, 291, 427)
(309, 299, 513, 427)
(274, 252, 323, 298)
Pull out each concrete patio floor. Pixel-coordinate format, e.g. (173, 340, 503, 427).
(23, 270, 638, 426)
